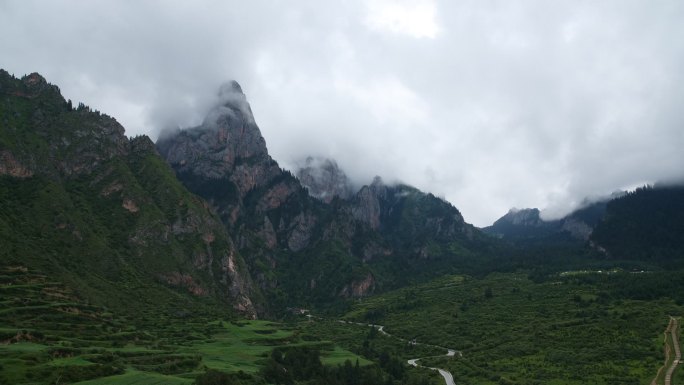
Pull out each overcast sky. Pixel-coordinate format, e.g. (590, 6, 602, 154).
(2, 0, 683, 226)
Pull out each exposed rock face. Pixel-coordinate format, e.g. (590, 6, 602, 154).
(0, 150, 33, 177)
(1, 71, 130, 178)
(501, 208, 546, 226)
(222, 251, 257, 319)
(157, 81, 315, 246)
(340, 273, 375, 298)
(350, 177, 467, 242)
(157, 81, 326, 310)
(161, 272, 208, 296)
(156, 79, 489, 311)
(0, 70, 257, 318)
(287, 213, 317, 252)
(296, 157, 353, 203)
(561, 218, 593, 240)
(352, 177, 386, 230)
(157, 81, 268, 182)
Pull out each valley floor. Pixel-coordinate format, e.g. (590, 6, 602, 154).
(2, 266, 683, 384)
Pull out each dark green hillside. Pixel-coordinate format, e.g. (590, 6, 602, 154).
(0, 70, 256, 317)
(333, 271, 683, 385)
(591, 184, 684, 265)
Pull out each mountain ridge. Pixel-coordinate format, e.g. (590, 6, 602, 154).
(155, 80, 492, 312)
(0, 70, 257, 317)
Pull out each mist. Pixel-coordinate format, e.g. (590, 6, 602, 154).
(2, 0, 684, 226)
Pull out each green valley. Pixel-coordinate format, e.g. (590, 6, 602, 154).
(326, 270, 683, 385)
(2, 69, 684, 384)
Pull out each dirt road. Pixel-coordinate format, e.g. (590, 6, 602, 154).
(653, 316, 681, 385)
(665, 317, 681, 385)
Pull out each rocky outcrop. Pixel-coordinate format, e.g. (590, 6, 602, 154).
(296, 157, 353, 203)
(0, 150, 33, 177)
(340, 273, 375, 298)
(351, 177, 386, 230)
(501, 208, 546, 226)
(287, 213, 317, 252)
(350, 178, 468, 243)
(222, 250, 257, 318)
(0, 70, 257, 318)
(561, 218, 593, 240)
(156, 81, 307, 239)
(157, 81, 272, 189)
(161, 272, 208, 296)
(1, 72, 129, 178)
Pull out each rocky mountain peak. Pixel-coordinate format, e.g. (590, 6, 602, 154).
(157, 81, 271, 183)
(219, 80, 244, 95)
(203, 80, 255, 127)
(499, 208, 544, 226)
(129, 135, 158, 155)
(23, 72, 47, 86)
(296, 156, 353, 203)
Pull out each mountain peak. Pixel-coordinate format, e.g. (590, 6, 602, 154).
(23, 72, 47, 86)
(296, 156, 353, 203)
(203, 80, 255, 128)
(157, 81, 271, 190)
(219, 80, 244, 95)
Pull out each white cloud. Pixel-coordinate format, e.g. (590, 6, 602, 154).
(2, 0, 683, 226)
(364, 0, 440, 39)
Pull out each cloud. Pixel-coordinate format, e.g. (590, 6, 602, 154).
(364, 0, 440, 39)
(1, 0, 683, 226)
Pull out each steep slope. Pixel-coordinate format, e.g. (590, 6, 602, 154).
(591, 184, 684, 264)
(157, 82, 493, 311)
(296, 156, 353, 203)
(0, 70, 256, 317)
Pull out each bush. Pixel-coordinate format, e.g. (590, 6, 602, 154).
(194, 369, 245, 385)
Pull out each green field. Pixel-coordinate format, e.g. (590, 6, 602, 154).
(0, 266, 372, 384)
(3, 265, 684, 384)
(73, 369, 193, 385)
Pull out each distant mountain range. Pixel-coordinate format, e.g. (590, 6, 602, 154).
(485, 185, 684, 264)
(483, 198, 614, 241)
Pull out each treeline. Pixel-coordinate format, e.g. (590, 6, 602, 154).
(591, 184, 684, 265)
(262, 346, 430, 385)
(193, 346, 431, 385)
(568, 270, 684, 304)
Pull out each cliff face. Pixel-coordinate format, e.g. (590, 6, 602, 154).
(296, 157, 353, 203)
(158, 82, 270, 183)
(0, 70, 256, 317)
(156, 81, 489, 309)
(157, 82, 331, 308)
(0, 72, 130, 178)
(161, 86, 320, 262)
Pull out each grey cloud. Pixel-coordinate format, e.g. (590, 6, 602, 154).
(2, 0, 683, 226)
